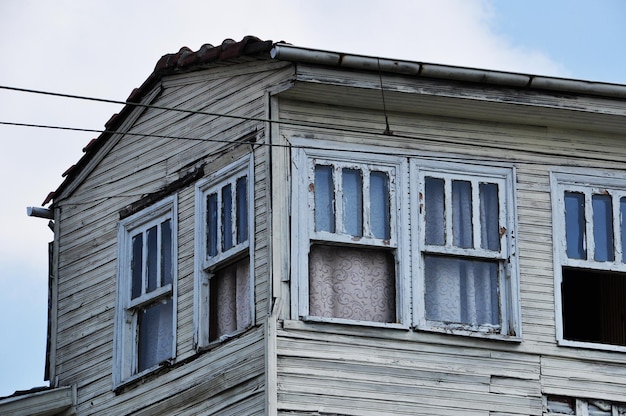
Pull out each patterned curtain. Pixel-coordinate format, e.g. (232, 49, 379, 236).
(210, 257, 251, 341)
(309, 245, 396, 323)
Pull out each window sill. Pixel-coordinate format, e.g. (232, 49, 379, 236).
(557, 338, 626, 353)
(414, 324, 522, 343)
(196, 325, 253, 353)
(282, 319, 522, 346)
(113, 358, 174, 394)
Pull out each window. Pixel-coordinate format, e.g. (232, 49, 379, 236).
(291, 143, 519, 338)
(552, 172, 626, 349)
(544, 394, 626, 415)
(412, 161, 519, 337)
(114, 196, 177, 386)
(291, 147, 408, 326)
(195, 156, 253, 348)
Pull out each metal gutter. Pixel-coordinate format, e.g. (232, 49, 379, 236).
(270, 43, 626, 99)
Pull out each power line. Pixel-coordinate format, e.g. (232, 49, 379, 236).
(2, 85, 625, 170)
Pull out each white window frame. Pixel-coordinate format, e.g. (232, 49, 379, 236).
(551, 170, 626, 352)
(411, 160, 520, 339)
(291, 143, 410, 328)
(114, 196, 178, 387)
(544, 394, 626, 415)
(194, 156, 254, 349)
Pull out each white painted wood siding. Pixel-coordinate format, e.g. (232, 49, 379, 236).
(272, 77, 626, 414)
(53, 59, 293, 414)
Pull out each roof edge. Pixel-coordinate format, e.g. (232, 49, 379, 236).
(270, 43, 626, 99)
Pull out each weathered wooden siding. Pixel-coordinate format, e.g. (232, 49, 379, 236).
(273, 88, 626, 414)
(53, 59, 293, 414)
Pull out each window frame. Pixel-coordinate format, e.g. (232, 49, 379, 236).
(291, 144, 410, 328)
(114, 196, 178, 387)
(194, 156, 255, 349)
(411, 160, 520, 339)
(551, 170, 626, 352)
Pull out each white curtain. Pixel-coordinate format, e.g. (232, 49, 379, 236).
(424, 256, 499, 325)
(211, 257, 251, 340)
(308, 245, 396, 323)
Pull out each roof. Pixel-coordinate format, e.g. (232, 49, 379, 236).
(0, 386, 75, 416)
(44, 35, 626, 206)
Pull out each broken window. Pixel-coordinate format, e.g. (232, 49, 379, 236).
(195, 156, 253, 348)
(115, 196, 177, 385)
(413, 161, 519, 337)
(544, 395, 626, 416)
(292, 147, 406, 327)
(554, 174, 626, 349)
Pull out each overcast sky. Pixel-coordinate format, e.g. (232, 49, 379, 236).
(1, 0, 625, 397)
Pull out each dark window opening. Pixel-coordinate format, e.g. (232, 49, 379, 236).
(562, 267, 626, 346)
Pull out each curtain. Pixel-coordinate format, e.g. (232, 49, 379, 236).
(210, 257, 251, 341)
(424, 255, 499, 326)
(309, 245, 396, 323)
(138, 297, 173, 372)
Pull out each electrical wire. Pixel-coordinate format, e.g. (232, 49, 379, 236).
(1, 85, 625, 170)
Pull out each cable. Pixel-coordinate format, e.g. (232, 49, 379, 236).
(2, 85, 625, 170)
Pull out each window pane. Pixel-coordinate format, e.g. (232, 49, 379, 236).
(131, 233, 143, 299)
(236, 176, 248, 244)
(564, 191, 586, 259)
(424, 255, 499, 326)
(342, 168, 363, 237)
(593, 194, 614, 261)
(452, 180, 473, 248)
(621, 197, 626, 263)
(370, 171, 390, 239)
(425, 177, 445, 246)
(207, 193, 218, 257)
(161, 219, 172, 286)
(222, 184, 233, 251)
(314, 165, 335, 233)
(309, 244, 396, 323)
(479, 182, 500, 251)
(137, 298, 173, 372)
(209, 257, 251, 341)
(146, 226, 158, 293)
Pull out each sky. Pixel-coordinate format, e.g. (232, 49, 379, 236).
(1, 0, 625, 397)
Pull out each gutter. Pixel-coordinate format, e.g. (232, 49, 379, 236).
(270, 43, 626, 100)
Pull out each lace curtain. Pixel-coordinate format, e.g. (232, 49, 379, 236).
(210, 257, 251, 341)
(308, 245, 396, 323)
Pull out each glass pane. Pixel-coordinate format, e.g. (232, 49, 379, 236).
(161, 219, 172, 286)
(207, 193, 218, 257)
(146, 226, 158, 293)
(424, 255, 499, 326)
(137, 298, 173, 372)
(588, 401, 613, 416)
(370, 171, 390, 239)
(308, 244, 396, 323)
(593, 194, 614, 261)
(314, 165, 335, 233)
(222, 184, 233, 251)
(131, 233, 143, 299)
(622, 197, 626, 263)
(564, 191, 586, 259)
(425, 177, 445, 246)
(479, 182, 500, 251)
(342, 168, 363, 237)
(452, 180, 473, 248)
(236, 176, 248, 244)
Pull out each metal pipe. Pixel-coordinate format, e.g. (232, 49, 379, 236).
(27, 206, 54, 219)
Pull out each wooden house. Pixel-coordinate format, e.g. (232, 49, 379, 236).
(5, 35, 626, 415)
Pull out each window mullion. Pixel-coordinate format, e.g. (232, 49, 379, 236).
(334, 165, 344, 234)
(471, 179, 481, 250)
(585, 191, 595, 261)
(613, 193, 622, 264)
(362, 168, 372, 238)
(142, 229, 148, 297)
(231, 178, 237, 250)
(444, 178, 453, 248)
